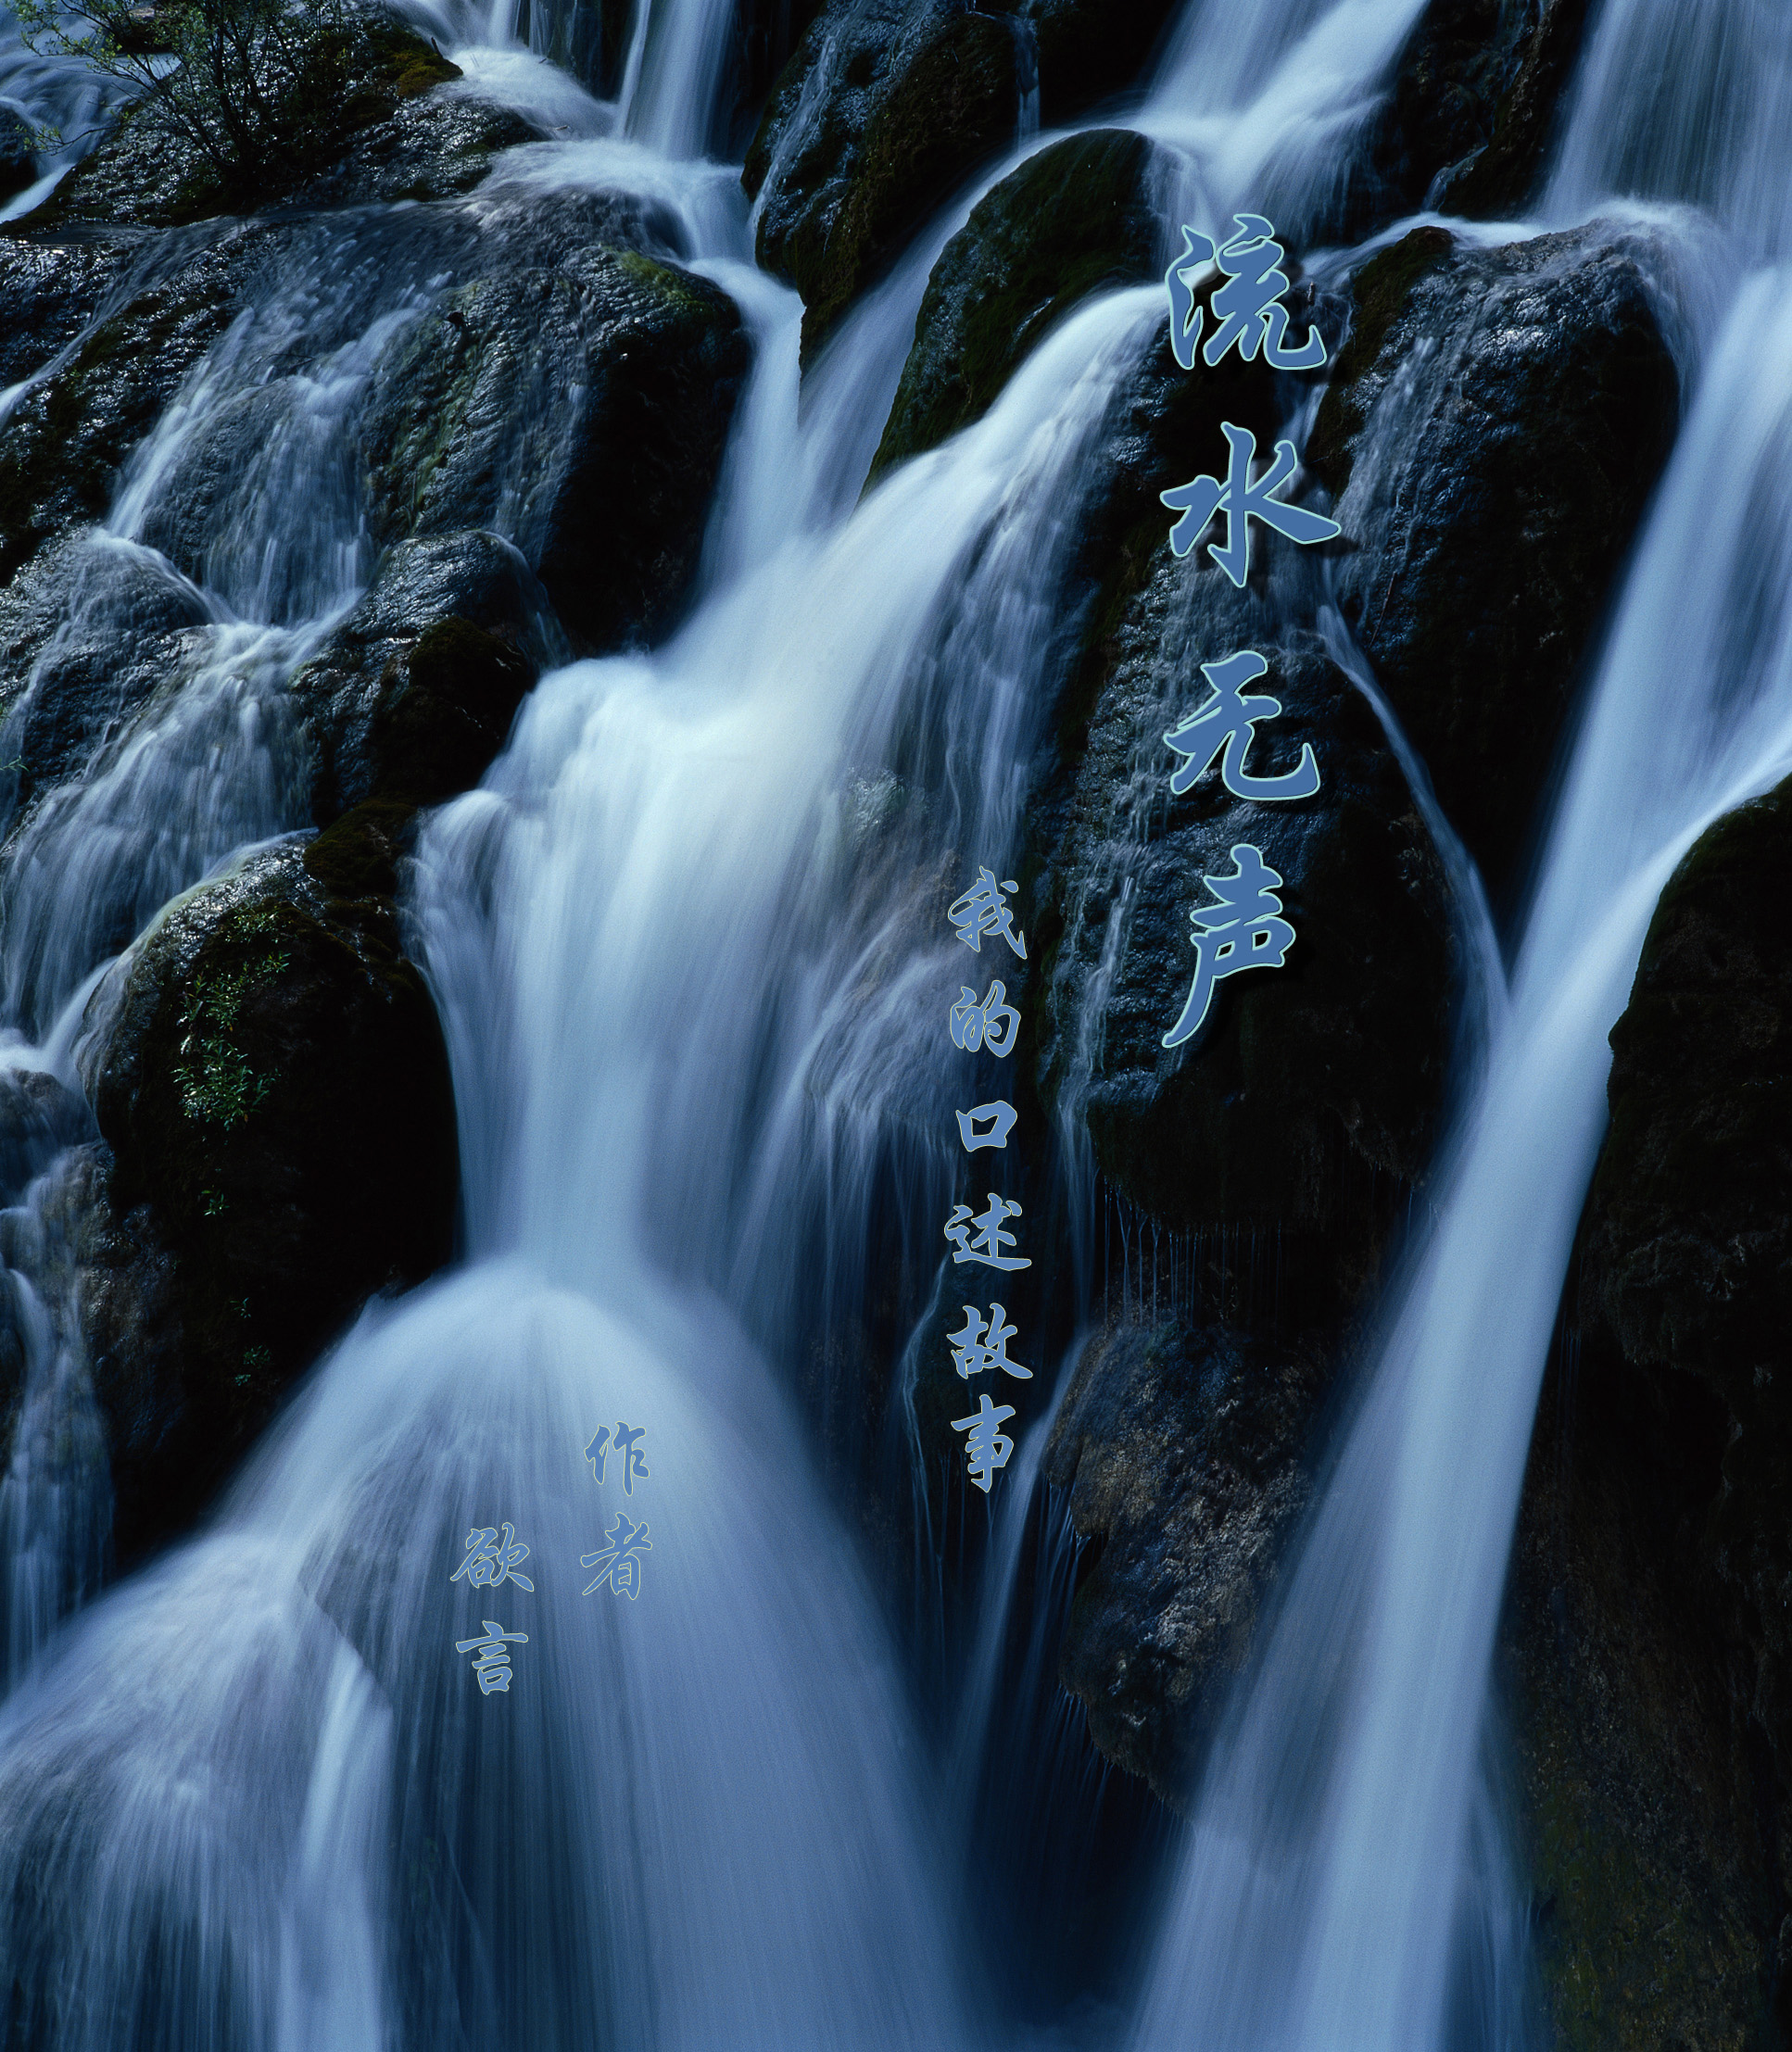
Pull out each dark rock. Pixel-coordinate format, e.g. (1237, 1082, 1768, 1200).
(1371, 0, 1595, 221)
(1505, 1328, 1781, 2052)
(31, 17, 478, 229)
(360, 238, 748, 650)
(871, 127, 1165, 480)
(1043, 1314, 1331, 1805)
(291, 530, 551, 821)
(0, 109, 36, 205)
(746, 0, 1025, 354)
(743, 0, 1182, 349)
(0, 1065, 93, 1203)
(0, 227, 247, 585)
(0, 234, 133, 390)
(1584, 779, 1792, 1767)
(75, 825, 457, 1563)
(1313, 222, 1679, 903)
(1036, 599, 1454, 1315)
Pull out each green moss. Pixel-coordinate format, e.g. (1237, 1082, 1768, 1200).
(170, 903, 291, 1129)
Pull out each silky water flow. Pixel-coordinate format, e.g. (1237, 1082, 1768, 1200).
(0, 0, 1778, 2045)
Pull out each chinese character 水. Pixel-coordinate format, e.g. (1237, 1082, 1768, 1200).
(1162, 843, 1296, 1049)
(1165, 215, 1328, 372)
(457, 1620, 528, 1694)
(1161, 422, 1342, 588)
(948, 868, 1027, 959)
(949, 979, 1020, 1056)
(581, 1511, 651, 1599)
(944, 1193, 1031, 1272)
(1165, 649, 1320, 801)
(450, 1522, 535, 1592)
(955, 1100, 1016, 1152)
(952, 1391, 1016, 1492)
(949, 1303, 1032, 1382)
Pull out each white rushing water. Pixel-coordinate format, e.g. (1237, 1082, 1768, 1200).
(2, 0, 1785, 2043)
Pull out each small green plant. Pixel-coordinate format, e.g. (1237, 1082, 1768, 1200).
(14, 0, 369, 194)
(170, 914, 290, 1128)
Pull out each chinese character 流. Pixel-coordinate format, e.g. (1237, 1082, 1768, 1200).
(1166, 215, 1328, 372)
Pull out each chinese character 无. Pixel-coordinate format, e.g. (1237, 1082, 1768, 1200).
(457, 1621, 528, 1695)
(1161, 422, 1342, 588)
(582, 1512, 652, 1598)
(1165, 649, 1320, 802)
(949, 1303, 1032, 1382)
(949, 980, 1020, 1057)
(450, 1522, 535, 1592)
(944, 1193, 1031, 1272)
(948, 867, 1027, 959)
(1162, 844, 1296, 1050)
(1165, 216, 1328, 372)
(954, 1100, 1016, 1152)
(952, 1392, 1016, 1493)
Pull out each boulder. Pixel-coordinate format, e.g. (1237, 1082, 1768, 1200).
(0, 108, 37, 206)
(870, 127, 1166, 480)
(1043, 1314, 1331, 1804)
(74, 817, 458, 1562)
(1310, 222, 1679, 905)
(745, 0, 1026, 353)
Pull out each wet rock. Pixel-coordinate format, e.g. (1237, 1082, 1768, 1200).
(1506, 1329, 1782, 2052)
(744, 0, 1181, 347)
(745, 0, 1024, 353)
(360, 237, 748, 650)
(75, 824, 457, 1563)
(1036, 596, 1454, 1313)
(1584, 780, 1792, 1759)
(291, 531, 550, 820)
(1310, 222, 1679, 903)
(0, 534, 215, 821)
(0, 1065, 92, 1204)
(0, 109, 36, 205)
(0, 235, 132, 390)
(1043, 1314, 1331, 1805)
(0, 227, 247, 585)
(871, 128, 1166, 480)
(32, 17, 479, 230)
(1369, 0, 1596, 220)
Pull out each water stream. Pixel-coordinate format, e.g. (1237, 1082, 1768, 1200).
(0, 0, 1783, 2044)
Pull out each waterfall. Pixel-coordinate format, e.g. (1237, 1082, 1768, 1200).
(1129, 8, 1792, 2048)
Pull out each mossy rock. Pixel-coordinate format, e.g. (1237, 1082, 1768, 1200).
(870, 128, 1164, 481)
(80, 838, 457, 1561)
(751, 3, 1023, 357)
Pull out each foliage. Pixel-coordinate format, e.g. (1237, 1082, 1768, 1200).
(13, 0, 373, 192)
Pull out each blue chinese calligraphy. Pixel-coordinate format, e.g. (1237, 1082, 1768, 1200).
(949, 979, 1020, 1056)
(457, 1621, 528, 1694)
(952, 1392, 1016, 1493)
(1165, 649, 1320, 801)
(1162, 844, 1295, 1049)
(948, 1303, 1032, 1381)
(948, 868, 1027, 958)
(944, 1193, 1031, 1271)
(954, 1100, 1016, 1151)
(585, 1422, 650, 1493)
(450, 1522, 535, 1592)
(1166, 216, 1328, 372)
(582, 1511, 651, 1599)
(1162, 422, 1342, 588)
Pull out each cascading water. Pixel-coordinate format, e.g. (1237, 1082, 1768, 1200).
(2, 0, 1780, 2040)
